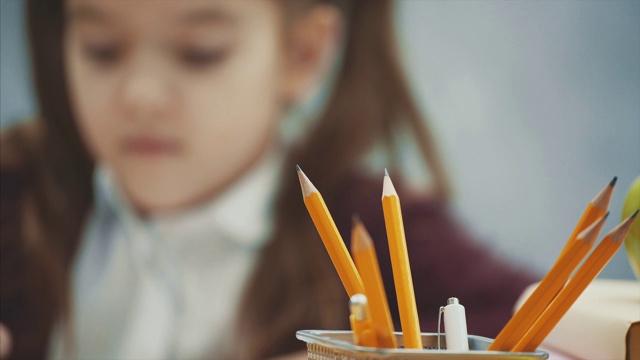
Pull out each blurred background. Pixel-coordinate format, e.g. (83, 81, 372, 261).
(2, 0, 639, 279)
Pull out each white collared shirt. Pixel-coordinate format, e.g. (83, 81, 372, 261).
(51, 150, 282, 359)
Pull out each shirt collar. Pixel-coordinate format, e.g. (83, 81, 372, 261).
(94, 146, 283, 250)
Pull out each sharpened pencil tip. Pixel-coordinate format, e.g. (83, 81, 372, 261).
(352, 214, 361, 226)
(382, 170, 398, 198)
(351, 216, 373, 253)
(296, 164, 301, 172)
(609, 176, 618, 187)
(297, 166, 318, 197)
(610, 209, 639, 243)
(384, 168, 389, 177)
(577, 212, 608, 242)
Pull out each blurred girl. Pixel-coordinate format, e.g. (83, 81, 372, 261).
(0, 0, 534, 359)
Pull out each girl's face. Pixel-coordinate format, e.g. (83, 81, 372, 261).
(64, 0, 289, 214)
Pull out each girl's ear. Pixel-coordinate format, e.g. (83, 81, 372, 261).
(281, 5, 343, 106)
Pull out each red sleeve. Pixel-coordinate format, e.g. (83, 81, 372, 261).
(329, 175, 537, 337)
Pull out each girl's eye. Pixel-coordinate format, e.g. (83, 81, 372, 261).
(178, 47, 228, 68)
(82, 42, 123, 66)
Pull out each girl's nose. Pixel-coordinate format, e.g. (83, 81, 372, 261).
(118, 56, 175, 123)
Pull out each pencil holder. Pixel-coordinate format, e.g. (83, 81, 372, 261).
(296, 330, 548, 359)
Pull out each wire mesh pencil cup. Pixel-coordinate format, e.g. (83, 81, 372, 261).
(296, 330, 549, 360)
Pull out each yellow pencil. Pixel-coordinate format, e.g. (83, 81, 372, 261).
(512, 210, 638, 352)
(557, 177, 616, 258)
(351, 216, 398, 348)
(349, 294, 380, 348)
(488, 213, 608, 351)
(381, 169, 422, 349)
(297, 166, 365, 297)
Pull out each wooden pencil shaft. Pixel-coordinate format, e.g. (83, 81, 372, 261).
(298, 167, 364, 296)
(304, 193, 365, 296)
(513, 239, 620, 352)
(513, 212, 635, 352)
(489, 214, 606, 351)
(558, 205, 602, 258)
(352, 221, 398, 348)
(488, 240, 589, 350)
(382, 192, 422, 349)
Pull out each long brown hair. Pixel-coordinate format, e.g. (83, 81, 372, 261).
(1, 1, 92, 359)
(1, 0, 449, 358)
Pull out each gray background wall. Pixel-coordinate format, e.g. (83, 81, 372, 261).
(2, 0, 639, 279)
(395, 0, 639, 279)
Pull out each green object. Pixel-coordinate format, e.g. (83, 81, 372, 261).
(622, 176, 640, 280)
